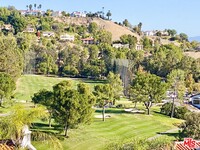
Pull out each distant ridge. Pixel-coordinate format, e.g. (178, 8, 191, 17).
(189, 36, 200, 42)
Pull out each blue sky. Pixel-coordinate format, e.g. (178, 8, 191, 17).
(1, 0, 200, 37)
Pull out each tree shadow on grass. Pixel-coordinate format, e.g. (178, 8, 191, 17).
(31, 122, 63, 133)
(156, 131, 183, 140)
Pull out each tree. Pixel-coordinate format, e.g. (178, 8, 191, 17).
(0, 105, 47, 148)
(52, 81, 95, 137)
(181, 112, 200, 139)
(0, 73, 15, 107)
(93, 84, 112, 121)
(32, 89, 54, 127)
(107, 72, 123, 105)
(34, 4, 37, 10)
(143, 36, 152, 50)
(106, 10, 112, 20)
(185, 73, 195, 94)
(167, 69, 186, 118)
(167, 29, 177, 37)
(179, 33, 188, 41)
(29, 4, 33, 11)
(130, 72, 168, 115)
(123, 19, 129, 27)
(88, 22, 98, 34)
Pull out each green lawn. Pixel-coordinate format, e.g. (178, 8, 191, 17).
(14, 75, 104, 101)
(32, 108, 183, 150)
(13, 75, 183, 150)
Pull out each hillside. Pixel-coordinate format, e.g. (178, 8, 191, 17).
(54, 17, 140, 41)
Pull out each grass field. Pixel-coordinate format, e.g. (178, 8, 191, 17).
(32, 108, 182, 150)
(12, 75, 183, 150)
(14, 75, 104, 101)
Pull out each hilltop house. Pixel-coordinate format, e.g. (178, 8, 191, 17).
(19, 10, 45, 16)
(81, 37, 95, 44)
(71, 11, 86, 17)
(52, 11, 62, 17)
(60, 34, 74, 41)
(144, 31, 155, 36)
(42, 31, 55, 37)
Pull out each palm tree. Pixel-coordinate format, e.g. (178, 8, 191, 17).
(106, 10, 112, 20)
(29, 4, 32, 11)
(0, 105, 62, 149)
(34, 4, 37, 10)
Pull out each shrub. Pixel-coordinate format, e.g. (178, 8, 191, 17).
(160, 102, 189, 119)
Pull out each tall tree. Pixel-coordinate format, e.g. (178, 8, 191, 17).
(107, 72, 123, 105)
(52, 81, 95, 137)
(0, 73, 15, 107)
(29, 4, 33, 11)
(34, 4, 37, 10)
(93, 84, 112, 121)
(106, 10, 112, 20)
(32, 89, 54, 127)
(130, 72, 168, 115)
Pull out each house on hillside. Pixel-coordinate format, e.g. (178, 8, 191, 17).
(0, 24, 13, 31)
(19, 10, 45, 16)
(135, 43, 143, 50)
(112, 43, 129, 49)
(42, 31, 55, 37)
(190, 94, 200, 108)
(144, 31, 155, 36)
(23, 26, 35, 33)
(60, 34, 74, 41)
(52, 11, 62, 17)
(81, 37, 95, 44)
(71, 11, 86, 17)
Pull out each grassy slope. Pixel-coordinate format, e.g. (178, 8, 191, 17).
(14, 75, 103, 101)
(14, 75, 183, 150)
(32, 109, 182, 150)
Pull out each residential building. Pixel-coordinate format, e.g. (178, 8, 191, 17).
(135, 43, 143, 50)
(81, 37, 94, 44)
(2, 24, 13, 31)
(19, 10, 45, 16)
(60, 34, 74, 41)
(42, 31, 55, 37)
(144, 31, 155, 36)
(52, 11, 62, 17)
(190, 94, 200, 108)
(71, 11, 86, 17)
(24, 26, 35, 33)
(112, 43, 129, 49)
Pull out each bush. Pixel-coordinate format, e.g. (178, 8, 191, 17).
(116, 104, 123, 108)
(180, 112, 200, 139)
(105, 136, 173, 150)
(160, 102, 189, 119)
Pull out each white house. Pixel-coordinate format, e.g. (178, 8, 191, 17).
(60, 34, 74, 41)
(24, 26, 35, 33)
(19, 10, 45, 16)
(113, 43, 129, 49)
(52, 11, 62, 17)
(190, 94, 200, 108)
(144, 31, 155, 36)
(42, 31, 55, 37)
(71, 11, 86, 17)
(135, 43, 143, 50)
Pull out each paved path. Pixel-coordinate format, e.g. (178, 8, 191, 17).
(148, 128, 179, 140)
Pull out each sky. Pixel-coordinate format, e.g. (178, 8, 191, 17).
(1, 0, 200, 37)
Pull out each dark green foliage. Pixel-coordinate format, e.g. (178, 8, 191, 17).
(0, 73, 16, 106)
(180, 112, 200, 139)
(106, 136, 173, 150)
(130, 72, 168, 115)
(160, 102, 189, 119)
